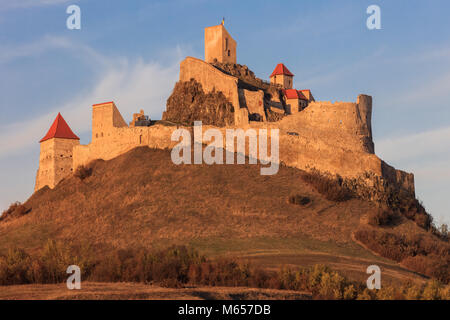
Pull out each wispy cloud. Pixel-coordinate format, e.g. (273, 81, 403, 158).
(389, 72, 450, 106)
(0, 35, 111, 68)
(376, 126, 450, 225)
(297, 48, 386, 89)
(0, 39, 181, 158)
(376, 126, 450, 164)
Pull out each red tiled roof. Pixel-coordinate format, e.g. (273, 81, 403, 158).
(270, 63, 294, 77)
(40, 113, 80, 143)
(283, 89, 299, 99)
(283, 89, 308, 100)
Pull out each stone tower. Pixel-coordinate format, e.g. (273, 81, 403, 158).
(35, 113, 80, 191)
(204, 24, 237, 64)
(270, 63, 294, 89)
(91, 101, 128, 142)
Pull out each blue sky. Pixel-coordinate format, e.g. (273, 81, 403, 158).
(0, 0, 449, 225)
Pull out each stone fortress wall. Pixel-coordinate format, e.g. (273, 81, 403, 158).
(66, 95, 414, 197)
(35, 23, 415, 198)
(35, 59, 414, 198)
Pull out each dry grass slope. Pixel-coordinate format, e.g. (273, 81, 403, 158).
(0, 147, 443, 285)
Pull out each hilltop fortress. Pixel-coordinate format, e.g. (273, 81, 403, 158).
(35, 23, 414, 201)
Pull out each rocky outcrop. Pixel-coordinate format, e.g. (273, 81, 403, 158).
(266, 108, 285, 122)
(163, 79, 235, 126)
(211, 61, 288, 121)
(179, 57, 288, 126)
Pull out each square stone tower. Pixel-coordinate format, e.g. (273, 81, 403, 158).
(92, 101, 128, 142)
(35, 113, 80, 191)
(205, 24, 237, 64)
(270, 63, 294, 89)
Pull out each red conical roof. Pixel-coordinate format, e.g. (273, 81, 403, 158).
(39, 113, 80, 143)
(270, 63, 294, 77)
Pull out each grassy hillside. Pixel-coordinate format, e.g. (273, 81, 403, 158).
(0, 147, 440, 284)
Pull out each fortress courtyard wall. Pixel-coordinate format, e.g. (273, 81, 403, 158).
(241, 89, 265, 121)
(71, 95, 413, 195)
(73, 125, 180, 169)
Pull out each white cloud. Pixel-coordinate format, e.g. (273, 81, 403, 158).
(376, 127, 450, 224)
(390, 72, 450, 106)
(376, 126, 450, 164)
(378, 46, 450, 108)
(297, 48, 386, 89)
(0, 35, 111, 68)
(0, 40, 181, 158)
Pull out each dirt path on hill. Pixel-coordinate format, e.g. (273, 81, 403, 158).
(0, 282, 312, 300)
(238, 250, 427, 285)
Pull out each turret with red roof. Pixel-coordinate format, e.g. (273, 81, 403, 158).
(270, 63, 294, 89)
(39, 113, 80, 143)
(270, 63, 315, 113)
(35, 113, 80, 191)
